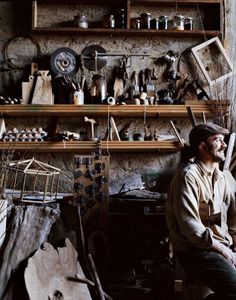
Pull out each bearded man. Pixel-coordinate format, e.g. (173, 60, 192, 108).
(166, 123, 236, 300)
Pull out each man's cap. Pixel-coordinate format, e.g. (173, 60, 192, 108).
(189, 123, 229, 150)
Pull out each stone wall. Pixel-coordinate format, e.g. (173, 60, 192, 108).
(0, 1, 235, 193)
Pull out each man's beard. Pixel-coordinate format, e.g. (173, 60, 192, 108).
(205, 142, 226, 162)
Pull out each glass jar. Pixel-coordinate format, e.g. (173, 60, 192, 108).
(173, 15, 185, 30)
(159, 15, 168, 30)
(74, 15, 89, 28)
(140, 13, 152, 29)
(184, 17, 193, 30)
(103, 14, 115, 28)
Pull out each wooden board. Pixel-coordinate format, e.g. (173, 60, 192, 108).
(24, 238, 92, 300)
(22, 75, 34, 104)
(74, 155, 109, 234)
(31, 71, 54, 104)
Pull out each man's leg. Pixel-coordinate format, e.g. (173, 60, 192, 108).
(176, 248, 236, 300)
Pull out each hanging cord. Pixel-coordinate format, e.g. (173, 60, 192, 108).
(3, 35, 41, 70)
(106, 105, 111, 157)
(143, 103, 147, 126)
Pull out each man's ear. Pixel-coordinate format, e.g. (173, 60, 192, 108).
(199, 141, 206, 153)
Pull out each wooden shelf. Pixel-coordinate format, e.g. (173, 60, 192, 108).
(31, 27, 221, 38)
(0, 103, 224, 118)
(32, 0, 223, 37)
(0, 141, 182, 153)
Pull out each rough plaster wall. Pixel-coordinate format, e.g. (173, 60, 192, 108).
(0, 1, 235, 193)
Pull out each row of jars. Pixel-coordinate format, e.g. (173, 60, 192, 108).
(132, 14, 193, 30)
(74, 11, 193, 31)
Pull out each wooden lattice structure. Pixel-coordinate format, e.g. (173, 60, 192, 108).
(3, 158, 61, 203)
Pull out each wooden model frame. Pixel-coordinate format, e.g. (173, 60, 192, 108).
(191, 37, 233, 86)
(6, 158, 61, 203)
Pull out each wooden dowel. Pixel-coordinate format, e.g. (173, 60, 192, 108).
(170, 121, 185, 147)
(88, 253, 105, 300)
(186, 106, 197, 127)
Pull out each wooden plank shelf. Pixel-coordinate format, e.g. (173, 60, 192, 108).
(32, 27, 221, 38)
(0, 103, 221, 118)
(0, 141, 182, 153)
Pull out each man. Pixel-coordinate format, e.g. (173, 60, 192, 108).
(166, 123, 236, 300)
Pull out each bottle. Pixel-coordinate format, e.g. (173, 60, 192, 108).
(116, 9, 126, 29)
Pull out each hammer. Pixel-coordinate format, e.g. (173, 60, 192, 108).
(84, 116, 97, 140)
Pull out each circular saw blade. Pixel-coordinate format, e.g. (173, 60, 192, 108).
(82, 44, 107, 71)
(50, 47, 79, 77)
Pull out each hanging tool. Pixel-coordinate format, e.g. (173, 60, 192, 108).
(84, 116, 97, 140)
(50, 47, 79, 77)
(144, 68, 156, 97)
(81, 44, 149, 71)
(132, 71, 140, 97)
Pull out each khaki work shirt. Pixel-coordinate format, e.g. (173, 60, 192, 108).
(166, 161, 236, 251)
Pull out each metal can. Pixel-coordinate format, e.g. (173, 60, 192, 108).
(74, 15, 89, 28)
(140, 13, 152, 29)
(103, 14, 115, 28)
(159, 15, 168, 30)
(131, 18, 141, 29)
(173, 15, 185, 30)
(184, 17, 193, 30)
(150, 18, 159, 29)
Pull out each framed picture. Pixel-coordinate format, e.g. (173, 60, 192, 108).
(191, 37, 233, 86)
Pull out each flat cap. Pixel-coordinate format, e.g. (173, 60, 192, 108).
(189, 123, 229, 150)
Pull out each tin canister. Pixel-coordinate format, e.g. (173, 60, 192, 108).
(140, 13, 152, 29)
(184, 17, 193, 30)
(159, 15, 168, 30)
(103, 14, 115, 28)
(131, 18, 141, 29)
(150, 18, 159, 29)
(173, 15, 185, 30)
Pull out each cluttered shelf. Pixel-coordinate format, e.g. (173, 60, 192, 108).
(0, 140, 182, 153)
(0, 101, 229, 118)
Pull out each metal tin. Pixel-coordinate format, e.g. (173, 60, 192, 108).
(140, 13, 152, 29)
(74, 15, 88, 29)
(173, 15, 185, 30)
(184, 17, 193, 30)
(150, 18, 159, 29)
(103, 14, 115, 28)
(159, 15, 168, 30)
(131, 18, 141, 29)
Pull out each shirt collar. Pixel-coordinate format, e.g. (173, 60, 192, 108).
(196, 160, 222, 180)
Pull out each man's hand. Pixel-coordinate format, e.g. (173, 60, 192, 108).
(212, 239, 236, 267)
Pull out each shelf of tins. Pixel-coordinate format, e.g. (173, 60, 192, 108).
(31, 0, 223, 38)
(0, 140, 183, 153)
(0, 101, 229, 118)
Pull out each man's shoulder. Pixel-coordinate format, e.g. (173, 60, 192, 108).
(181, 162, 199, 176)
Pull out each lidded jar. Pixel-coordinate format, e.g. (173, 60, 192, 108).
(159, 15, 168, 30)
(184, 17, 193, 30)
(173, 15, 185, 30)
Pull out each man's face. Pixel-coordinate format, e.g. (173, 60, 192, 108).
(204, 134, 227, 162)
